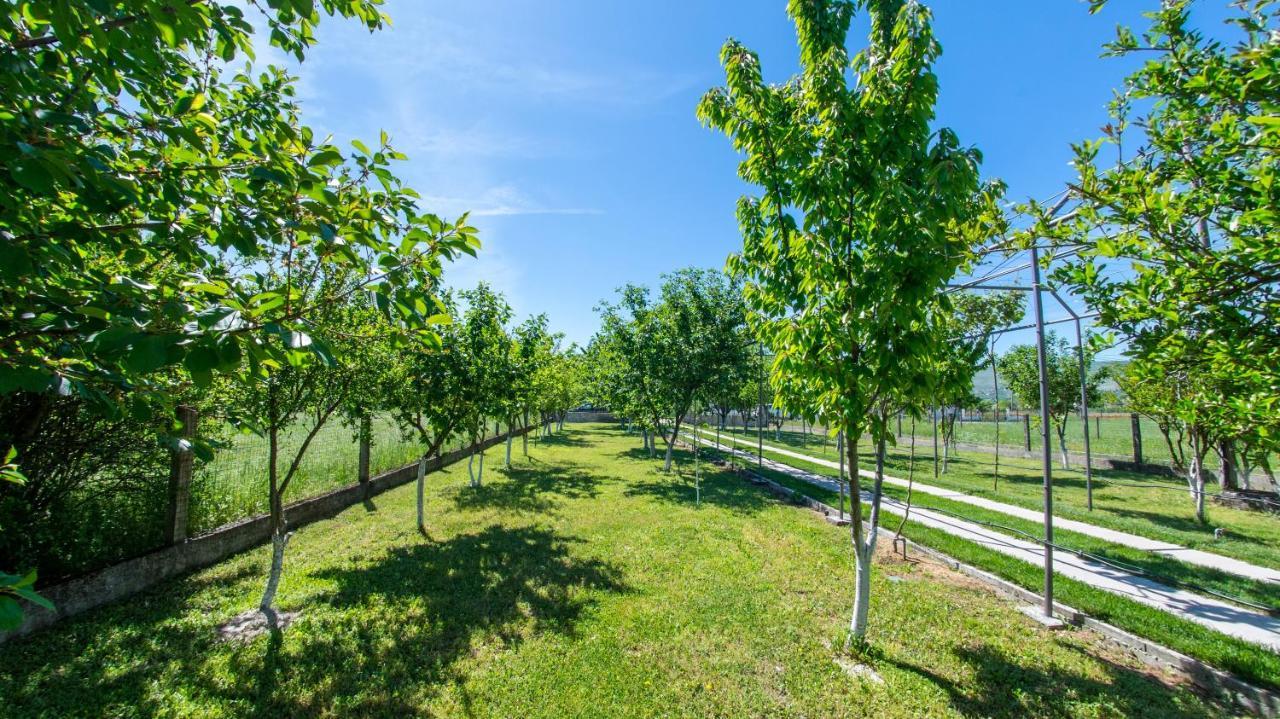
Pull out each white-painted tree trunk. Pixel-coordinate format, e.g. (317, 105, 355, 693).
(848, 543, 873, 638)
(468, 452, 476, 487)
(506, 431, 513, 468)
(477, 450, 485, 486)
(1057, 423, 1071, 469)
(260, 531, 290, 612)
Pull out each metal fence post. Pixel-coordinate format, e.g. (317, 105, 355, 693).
(165, 405, 197, 545)
(1023, 414, 1031, 452)
(358, 414, 372, 492)
(1130, 413, 1143, 465)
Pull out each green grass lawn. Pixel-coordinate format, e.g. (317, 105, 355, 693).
(695, 444, 1280, 693)
(712, 426, 1280, 572)
(0, 425, 1225, 718)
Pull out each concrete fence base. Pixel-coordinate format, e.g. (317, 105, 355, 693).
(1, 426, 533, 644)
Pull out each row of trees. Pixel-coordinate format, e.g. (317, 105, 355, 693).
(1018, 0, 1279, 521)
(587, 268, 754, 472)
(693, 0, 1276, 644)
(0, 1, 581, 628)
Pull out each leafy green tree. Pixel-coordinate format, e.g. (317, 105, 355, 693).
(226, 269, 405, 616)
(997, 332, 1105, 470)
(1118, 363, 1188, 473)
(0, 1, 475, 411)
(510, 315, 551, 460)
(700, 0, 991, 641)
(456, 284, 514, 488)
(382, 292, 474, 533)
(934, 291, 1025, 470)
(1, 1, 478, 625)
(538, 348, 586, 434)
(1023, 1, 1279, 509)
(595, 269, 748, 472)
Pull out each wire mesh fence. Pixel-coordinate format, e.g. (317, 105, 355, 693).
(190, 415, 517, 535)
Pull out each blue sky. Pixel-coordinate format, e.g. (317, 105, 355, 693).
(262, 0, 1234, 354)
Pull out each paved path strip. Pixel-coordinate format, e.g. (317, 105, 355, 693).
(684, 432, 1280, 651)
(692, 428, 1280, 586)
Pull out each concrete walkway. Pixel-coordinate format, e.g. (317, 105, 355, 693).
(693, 428, 1280, 586)
(686, 431, 1280, 651)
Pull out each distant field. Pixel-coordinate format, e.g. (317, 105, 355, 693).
(190, 416, 516, 534)
(744, 416, 1269, 474)
(715, 425, 1280, 572)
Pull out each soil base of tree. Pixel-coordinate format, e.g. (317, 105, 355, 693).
(216, 608, 301, 644)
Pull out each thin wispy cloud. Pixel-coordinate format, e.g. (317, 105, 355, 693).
(422, 186, 603, 219)
(306, 12, 699, 107)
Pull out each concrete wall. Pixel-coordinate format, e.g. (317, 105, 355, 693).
(0, 426, 532, 644)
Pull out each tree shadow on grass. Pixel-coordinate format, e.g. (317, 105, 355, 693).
(0, 525, 628, 718)
(623, 466, 775, 516)
(228, 524, 630, 717)
(452, 462, 609, 513)
(531, 433, 591, 448)
(885, 642, 1221, 719)
(1101, 505, 1223, 537)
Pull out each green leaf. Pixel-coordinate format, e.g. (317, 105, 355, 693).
(308, 149, 344, 167)
(0, 596, 22, 630)
(10, 160, 53, 193)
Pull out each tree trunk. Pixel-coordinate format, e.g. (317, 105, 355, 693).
(663, 417, 682, 472)
(523, 409, 529, 456)
(416, 456, 428, 532)
(1216, 441, 1239, 491)
(505, 415, 513, 468)
(1189, 430, 1207, 523)
(260, 528, 289, 614)
(849, 543, 872, 641)
(261, 389, 286, 613)
(477, 449, 485, 486)
(1056, 422, 1070, 469)
(846, 435, 871, 642)
(468, 451, 476, 487)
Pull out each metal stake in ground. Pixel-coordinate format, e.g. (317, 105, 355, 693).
(1030, 245, 1056, 619)
(757, 341, 765, 472)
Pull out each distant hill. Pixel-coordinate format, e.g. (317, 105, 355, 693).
(972, 359, 1125, 403)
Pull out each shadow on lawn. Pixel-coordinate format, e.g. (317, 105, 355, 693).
(237, 524, 629, 716)
(1102, 505, 1222, 537)
(886, 642, 1220, 719)
(531, 432, 591, 448)
(623, 464, 775, 516)
(0, 525, 628, 718)
(452, 462, 608, 513)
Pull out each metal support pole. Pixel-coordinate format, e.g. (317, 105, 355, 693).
(1073, 317, 1094, 511)
(1030, 246, 1055, 619)
(1131, 413, 1144, 465)
(932, 404, 940, 481)
(757, 342, 764, 472)
(838, 430, 846, 520)
(358, 414, 372, 493)
(991, 338, 1000, 491)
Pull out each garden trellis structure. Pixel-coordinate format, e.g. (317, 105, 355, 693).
(947, 197, 1099, 621)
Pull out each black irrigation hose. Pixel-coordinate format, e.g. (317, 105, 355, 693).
(691, 434, 1280, 617)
